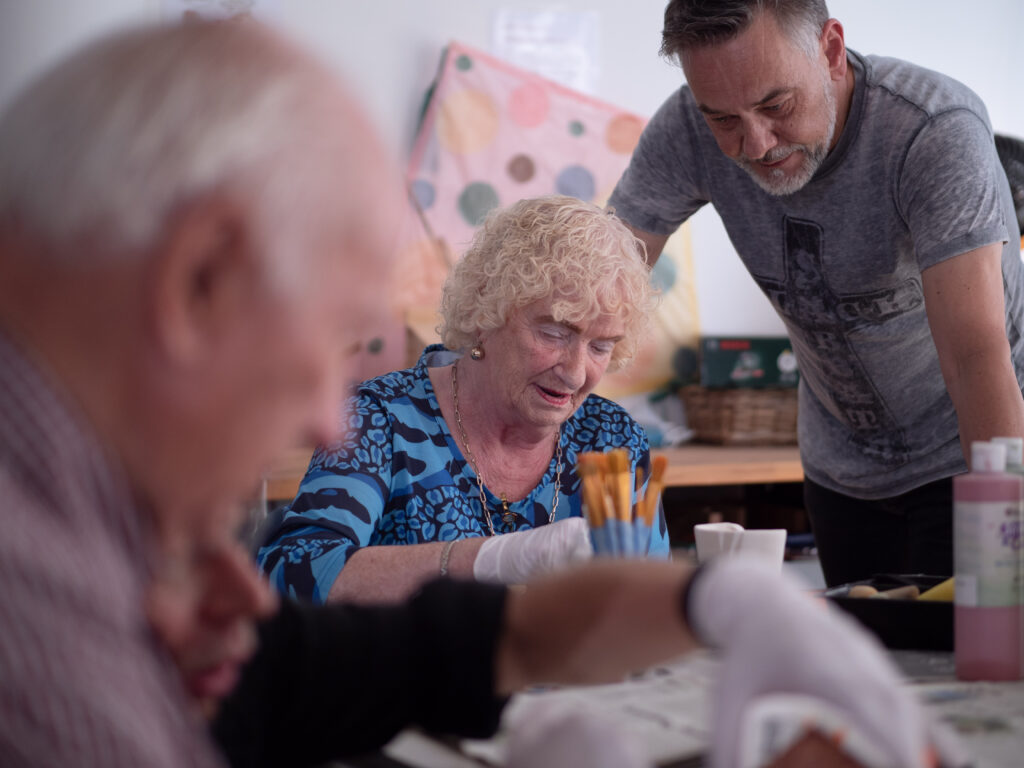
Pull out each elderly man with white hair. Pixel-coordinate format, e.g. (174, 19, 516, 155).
(0, 19, 950, 768)
(0, 19, 392, 767)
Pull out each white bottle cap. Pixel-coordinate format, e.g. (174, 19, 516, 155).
(991, 436, 1024, 467)
(972, 441, 1007, 472)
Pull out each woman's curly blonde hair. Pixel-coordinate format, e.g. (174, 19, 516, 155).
(439, 195, 657, 371)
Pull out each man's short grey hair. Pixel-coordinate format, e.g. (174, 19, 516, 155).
(0, 22, 354, 271)
(661, 0, 830, 62)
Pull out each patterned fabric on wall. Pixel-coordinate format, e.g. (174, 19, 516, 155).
(383, 41, 699, 397)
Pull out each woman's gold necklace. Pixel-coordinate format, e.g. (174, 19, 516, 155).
(450, 360, 562, 536)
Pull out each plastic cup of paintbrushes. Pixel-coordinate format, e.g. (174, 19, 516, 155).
(577, 449, 668, 558)
(586, 510, 652, 558)
(587, 516, 615, 557)
(615, 517, 636, 557)
(632, 517, 652, 556)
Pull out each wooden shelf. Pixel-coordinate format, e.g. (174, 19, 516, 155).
(655, 444, 803, 487)
(264, 443, 802, 502)
(265, 446, 314, 501)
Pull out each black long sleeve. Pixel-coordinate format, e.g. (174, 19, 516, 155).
(212, 579, 510, 768)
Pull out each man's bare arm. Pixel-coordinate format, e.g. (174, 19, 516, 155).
(922, 243, 1024, 464)
(622, 223, 670, 268)
(494, 560, 699, 693)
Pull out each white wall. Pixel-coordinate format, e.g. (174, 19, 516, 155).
(2, 0, 1022, 336)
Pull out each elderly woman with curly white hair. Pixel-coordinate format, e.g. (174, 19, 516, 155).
(258, 195, 669, 604)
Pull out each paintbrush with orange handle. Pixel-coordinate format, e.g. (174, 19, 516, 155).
(605, 448, 633, 555)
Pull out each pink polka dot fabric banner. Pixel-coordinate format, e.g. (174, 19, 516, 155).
(388, 41, 698, 396)
(415, 41, 645, 220)
(395, 42, 644, 307)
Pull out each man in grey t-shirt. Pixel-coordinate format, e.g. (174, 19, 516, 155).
(609, 0, 1024, 586)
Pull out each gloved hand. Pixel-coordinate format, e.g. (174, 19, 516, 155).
(473, 517, 592, 584)
(686, 558, 931, 768)
(505, 699, 652, 768)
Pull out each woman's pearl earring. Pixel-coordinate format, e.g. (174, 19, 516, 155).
(469, 345, 485, 361)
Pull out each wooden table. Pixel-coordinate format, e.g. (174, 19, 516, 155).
(655, 444, 803, 487)
(264, 443, 803, 502)
(265, 446, 317, 502)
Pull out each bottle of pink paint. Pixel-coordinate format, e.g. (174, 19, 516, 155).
(954, 441, 1023, 681)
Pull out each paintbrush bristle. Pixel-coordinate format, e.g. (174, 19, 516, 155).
(607, 448, 629, 474)
(651, 454, 668, 482)
(577, 453, 600, 476)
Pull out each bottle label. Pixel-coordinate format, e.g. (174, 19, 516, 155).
(954, 501, 1022, 607)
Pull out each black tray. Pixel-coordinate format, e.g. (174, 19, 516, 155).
(825, 574, 953, 651)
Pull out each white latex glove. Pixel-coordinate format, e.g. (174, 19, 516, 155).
(473, 517, 592, 584)
(505, 699, 652, 768)
(687, 558, 930, 768)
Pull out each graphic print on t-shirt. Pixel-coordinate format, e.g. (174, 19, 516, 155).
(754, 216, 919, 464)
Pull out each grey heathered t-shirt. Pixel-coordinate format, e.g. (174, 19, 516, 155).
(609, 51, 1024, 499)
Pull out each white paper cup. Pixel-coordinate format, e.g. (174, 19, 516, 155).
(694, 523, 786, 571)
(694, 522, 745, 562)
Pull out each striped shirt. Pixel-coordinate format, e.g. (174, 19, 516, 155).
(0, 331, 224, 768)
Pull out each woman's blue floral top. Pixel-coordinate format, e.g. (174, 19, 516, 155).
(257, 346, 669, 603)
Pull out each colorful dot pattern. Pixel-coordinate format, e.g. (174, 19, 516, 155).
(408, 42, 646, 229)
(389, 41, 699, 396)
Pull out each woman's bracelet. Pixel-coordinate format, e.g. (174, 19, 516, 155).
(439, 539, 457, 576)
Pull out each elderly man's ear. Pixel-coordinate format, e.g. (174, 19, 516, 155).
(148, 193, 260, 366)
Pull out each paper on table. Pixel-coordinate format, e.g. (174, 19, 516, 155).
(384, 730, 483, 768)
(461, 652, 718, 767)
(912, 677, 1024, 768)
(382, 649, 1024, 768)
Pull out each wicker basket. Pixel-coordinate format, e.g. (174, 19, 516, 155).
(680, 385, 798, 445)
